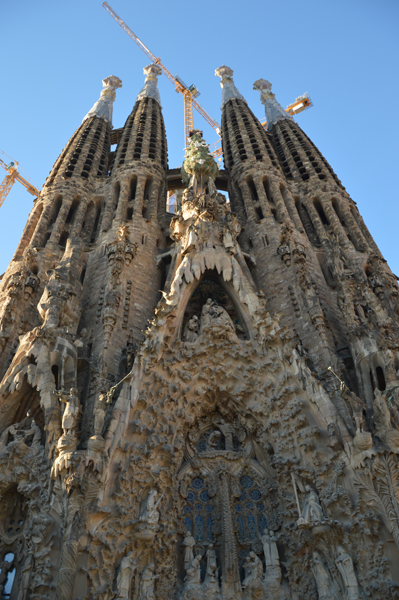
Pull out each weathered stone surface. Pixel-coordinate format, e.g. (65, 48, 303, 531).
(0, 68, 398, 600)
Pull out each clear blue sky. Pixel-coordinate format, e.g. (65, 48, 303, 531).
(1, 0, 398, 275)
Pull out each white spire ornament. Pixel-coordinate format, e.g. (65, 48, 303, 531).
(215, 65, 246, 108)
(253, 79, 293, 130)
(82, 75, 122, 127)
(136, 64, 163, 105)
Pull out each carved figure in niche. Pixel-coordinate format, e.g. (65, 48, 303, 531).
(17, 552, 34, 600)
(183, 315, 199, 343)
(206, 543, 217, 572)
(201, 299, 213, 329)
(340, 383, 365, 433)
(213, 417, 234, 451)
(56, 388, 81, 436)
(204, 563, 219, 596)
(138, 490, 161, 526)
(116, 551, 137, 600)
(39, 268, 77, 329)
(301, 485, 324, 524)
(138, 563, 158, 600)
(261, 529, 279, 569)
(335, 547, 359, 600)
(242, 552, 263, 589)
(311, 551, 336, 600)
(183, 530, 195, 570)
(0, 414, 41, 453)
(184, 554, 202, 587)
(207, 430, 221, 450)
(93, 392, 111, 437)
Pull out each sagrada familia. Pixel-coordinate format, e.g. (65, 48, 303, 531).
(0, 62, 399, 600)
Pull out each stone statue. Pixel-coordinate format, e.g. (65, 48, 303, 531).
(138, 563, 158, 600)
(138, 489, 161, 526)
(242, 552, 263, 589)
(206, 543, 217, 572)
(183, 530, 195, 569)
(93, 392, 111, 437)
(116, 551, 137, 599)
(56, 388, 81, 436)
(0, 414, 41, 453)
(301, 485, 324, 524)
(201, 299, 214, 330)
(17, 552, 34, 600)
(311, 551, 335, 600)
(207, 430, 221, 450)
(184, 554, 202, 587)
(335, 546, 359, 600)
(183, 315, 199, 343)
(214, 417, 234, 451)
(261, 529, 280, 568)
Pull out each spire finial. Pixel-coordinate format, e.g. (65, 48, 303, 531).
(253, 79, 293, 130)
(215, 65, 246, 107)
(82, 75, 122, 127)
(136, 64, 162, 105)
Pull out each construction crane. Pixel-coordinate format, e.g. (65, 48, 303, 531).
(0, 151, 39, 209)
(103, 2, 220, 148)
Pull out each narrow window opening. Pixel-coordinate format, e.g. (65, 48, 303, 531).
(52, 365, 59, 389)
(262, 235, 268, 247)
(130, 177, 137, 201)
(65, 199, 79, 224)
(263, 178, 275, 205)
(314, 199, 329, 226)
(59, 231, 69, 248)
(376, 367, 386, 391)
(80, 267, 86, 284)
(247, 178, 258, 202)
(255, 206, 264, 220)
(127, 207, 133, 220)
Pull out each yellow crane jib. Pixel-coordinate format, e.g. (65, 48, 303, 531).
(0, 154, 39, 209)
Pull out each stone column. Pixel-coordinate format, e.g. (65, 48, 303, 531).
(70, 197, 89, 237)
(133, 175, 148, 218)
(49, 200, 71, 244)
(114, 179, 130, 223)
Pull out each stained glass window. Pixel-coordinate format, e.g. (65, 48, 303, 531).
(233, 474, 267, 545)
(183, 477, 215, 542)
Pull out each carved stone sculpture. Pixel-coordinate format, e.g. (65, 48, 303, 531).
(183, 316, 199, 343)
(183, 530, 195, 570)
(116, 551, 137, 600)
(300, 485, 324, 525)
(138, 563, 158, 600)
(311, 551, 336, 600)
(261, 529, 279, 568)
(184, 554, 202, 587)
(335, 546, 359, 600)
(57, 388, 81, 436)
(242, 552, 263, 589)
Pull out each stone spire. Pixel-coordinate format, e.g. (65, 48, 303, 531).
(253, 79, 293, 130)
(215, 65, 246, 107)
(82, 75, 122, 127)
(136, 64, 162, 105)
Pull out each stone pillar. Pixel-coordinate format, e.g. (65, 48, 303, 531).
(133, 175, 147, 218)
(70, 197, 89, 237)
(114, 179, 130, 223)
(49, 201, 71, 244)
